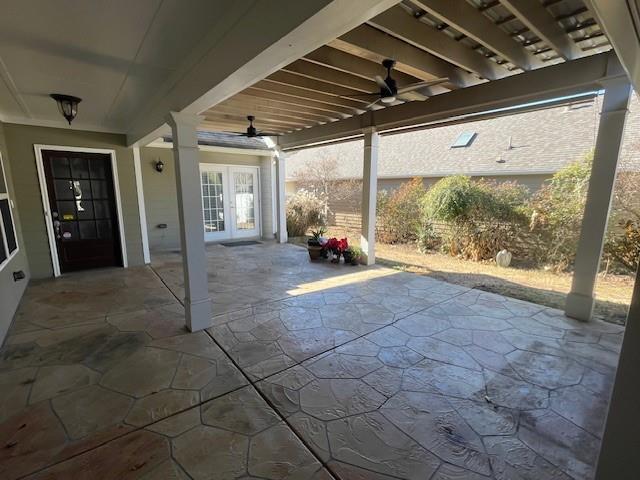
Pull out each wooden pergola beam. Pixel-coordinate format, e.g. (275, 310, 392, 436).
(331, 24, 482, 88)
(501, 0, 582, 61)
(279, 51, 624, 149)
(412, 0, 545, 71)
(368, 5, 506, 80)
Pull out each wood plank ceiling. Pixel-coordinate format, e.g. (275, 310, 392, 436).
(201, 0, 611, 137)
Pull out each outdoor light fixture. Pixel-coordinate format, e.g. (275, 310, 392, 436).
(155, 159, 164, 172)
(50, 94, 82, 125)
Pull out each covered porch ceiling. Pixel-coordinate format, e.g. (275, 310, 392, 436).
(200, 0, 614, 145)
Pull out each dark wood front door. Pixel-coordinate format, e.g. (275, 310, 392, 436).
(42, 150, 122, 272)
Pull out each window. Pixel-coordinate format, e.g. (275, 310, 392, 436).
(451, 131, 477, 148)
(0, 152, 18, 270)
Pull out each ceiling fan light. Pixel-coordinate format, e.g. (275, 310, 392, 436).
(381, 96, 396, 104)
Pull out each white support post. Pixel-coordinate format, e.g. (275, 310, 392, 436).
(133, 146, 150, 264)
(595, 265, 640, 479)
(361, 127, 379, 266)
(275, 148, 288, 243)
(565, 79, 631, 321)
(166, 112, 211, 332)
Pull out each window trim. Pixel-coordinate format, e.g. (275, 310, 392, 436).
(0, 151, 19, 272)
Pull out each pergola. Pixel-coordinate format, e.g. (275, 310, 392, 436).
(196, 0, 627, 327)
(124, 3, 638, 476)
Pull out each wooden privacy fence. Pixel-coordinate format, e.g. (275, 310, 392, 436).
(331, 212, 543, 256)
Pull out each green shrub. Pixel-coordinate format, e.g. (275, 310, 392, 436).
(286, 190, 325, 237)
(417, 221, 440, 253)
(420, 175, 528, 261)
(529, 152, 593, 271)
(377, 178, 427, 243)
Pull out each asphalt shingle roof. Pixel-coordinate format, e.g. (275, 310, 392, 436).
(286, 93, 640, 180)
(162, 131, 271, 151)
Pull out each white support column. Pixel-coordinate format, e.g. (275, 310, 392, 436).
(565, 79, 631, 321)
(132, 146, 150, 264)
(595, 265, 640, 479)
(361, 127, 379, 266)
(275, 148, 288, 243)
(166, 112, 211, 332)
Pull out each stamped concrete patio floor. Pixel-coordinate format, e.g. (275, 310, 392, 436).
(0, 243, 624, 479)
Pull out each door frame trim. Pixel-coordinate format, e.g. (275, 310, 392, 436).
(33, 144, 128, 277)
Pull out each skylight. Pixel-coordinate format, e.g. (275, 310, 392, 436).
(451, 132, 476, 148)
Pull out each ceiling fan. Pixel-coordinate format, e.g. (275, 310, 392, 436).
(343, 59, 448, 109)
(227, 115, 280, 138)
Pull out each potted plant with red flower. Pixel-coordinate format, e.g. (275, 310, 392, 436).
(325, 237, 349, 263)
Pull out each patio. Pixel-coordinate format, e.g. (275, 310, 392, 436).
(0, 242, 623, 479)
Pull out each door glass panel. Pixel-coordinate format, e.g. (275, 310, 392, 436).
(233, 172, 255, 230)
(201, 171, 225, 233)
(51, 157, 71, 178)
(89, 158, 107, 179)
(70, 157, 90, 179)
(94, 201, 112, 219)
(56, 201, 76, 221)
(54, 180, 74, 200)
(91, 180, 108, 199)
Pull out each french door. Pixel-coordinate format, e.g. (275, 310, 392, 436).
(200, 165, 260, 242)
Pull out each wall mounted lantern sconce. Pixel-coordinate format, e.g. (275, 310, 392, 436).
(155, 159, 164, 172)
(50, 93, 82, 125)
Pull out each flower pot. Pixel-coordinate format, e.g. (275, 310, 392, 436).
(342, 251, 353, 264)
(307, 245, 323, 260)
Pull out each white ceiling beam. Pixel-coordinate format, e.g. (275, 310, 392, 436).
(500, 0, 582, 61)
(332, 24, 482, 88)
(412, 0, 544, 71)
(279, 51, 625, 148)
(126, 0, 400, 146)
(585, 0, 640, 94)
(368, 6, 505, 80)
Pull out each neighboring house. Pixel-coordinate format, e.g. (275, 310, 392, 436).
(286, 93, 640, 225)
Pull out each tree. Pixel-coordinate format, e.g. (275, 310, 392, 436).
(291, 152, 361, 221)
(529, 152, 593, 271)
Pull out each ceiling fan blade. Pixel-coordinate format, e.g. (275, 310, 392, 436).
(223, 130, 248, 136)
(338, 92, 378, 99)
(374, 75, 393, 94)
(257, 132, 282, 137)
(365, 97, 382, 110)
(396, 77, 449, 95)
